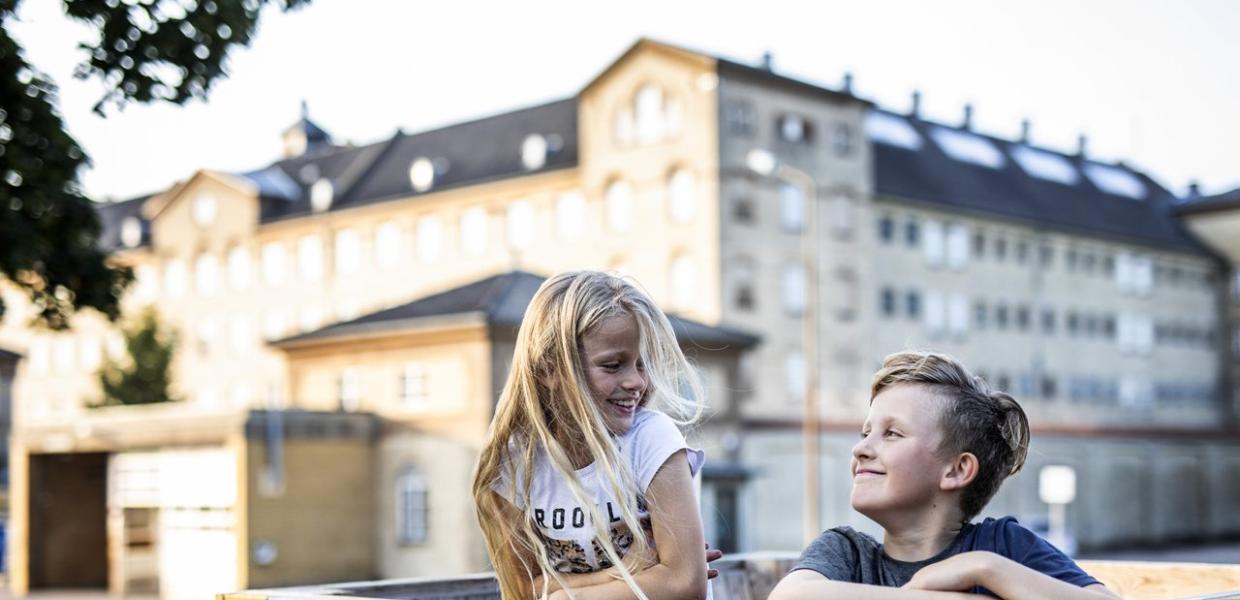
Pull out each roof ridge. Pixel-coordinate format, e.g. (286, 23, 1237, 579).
(335, 132, 406, 204)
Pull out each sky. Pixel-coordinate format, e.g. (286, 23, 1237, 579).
(9, 0, 1240, 202)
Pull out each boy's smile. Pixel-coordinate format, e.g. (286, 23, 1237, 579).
(851, 384, 951, 521)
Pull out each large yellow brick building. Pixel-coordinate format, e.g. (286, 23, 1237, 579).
(2, 37, 1239, 597)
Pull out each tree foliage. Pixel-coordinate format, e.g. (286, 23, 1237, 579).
(0, 0, 308, 330)
(95, 307, 179, 407)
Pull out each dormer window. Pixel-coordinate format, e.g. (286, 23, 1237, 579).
(521, 134, 548, 171)
(310, 178, 334, 213)
(778, 114, 812, 144)
(193, 193, 218, 226)
(409, 157, 435, 192)
(121, 217, 143, 248)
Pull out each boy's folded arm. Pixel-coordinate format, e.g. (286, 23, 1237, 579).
(770, 569, 987, 600)
(903, 552, 1120, 600)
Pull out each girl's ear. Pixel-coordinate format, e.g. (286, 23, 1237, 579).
(940, 452, 979, 492)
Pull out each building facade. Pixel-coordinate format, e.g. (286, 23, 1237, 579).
(2, 37, 1239, 596)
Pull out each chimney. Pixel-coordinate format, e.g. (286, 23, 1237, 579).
(761, 51, 774, 71)
(910, 90, 922, 119)
(1187, 180, 1202, 199)
(842, 71, 854, 94)
(1020, 119, 1031, 144)
(962, 103, 974, 130)
(1076, 134, 1088, 158)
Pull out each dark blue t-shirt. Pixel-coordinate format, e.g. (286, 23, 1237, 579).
(793, 517, 1101, 596)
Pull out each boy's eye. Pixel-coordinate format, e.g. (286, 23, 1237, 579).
(884, 429, 902, 438)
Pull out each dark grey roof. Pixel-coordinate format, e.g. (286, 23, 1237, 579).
(715, 58, 868, 107)
(1176, 187, 1240, 216)
(251, 98, 578, 223)
(870, 109, 1207, 253)
(94, 195, 153, 251)
(275, 271, 760, 351)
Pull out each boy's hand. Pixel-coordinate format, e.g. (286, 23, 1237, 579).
(903, 551, 997, 592)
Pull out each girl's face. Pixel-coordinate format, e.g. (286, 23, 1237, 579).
(579, 312, 648, 434)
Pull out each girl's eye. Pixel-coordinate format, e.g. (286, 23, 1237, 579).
(884, 430, 901, 438)
(602, 363, 621, 371)
(636, 360, 645, 371)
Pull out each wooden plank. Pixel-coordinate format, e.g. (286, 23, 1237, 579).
(1079, 560, 1240, 600)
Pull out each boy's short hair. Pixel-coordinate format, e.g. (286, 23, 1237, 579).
(871, 351, 1031, 522)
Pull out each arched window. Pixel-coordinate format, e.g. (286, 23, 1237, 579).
(669, 254, 696, 310)
(397, 467, 429, 545)
(556, 192, 586, 240)
(634, 84, 665, 144)
(460, 207, 488, 257)
(507, 200, 535, 250)
(667, 169, 696, 224)
(605, 180, 633, 233)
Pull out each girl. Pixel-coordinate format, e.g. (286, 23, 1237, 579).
(472, 271, 712, 600)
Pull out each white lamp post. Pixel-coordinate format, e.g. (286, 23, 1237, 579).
(747, 149, 822, 543)
(1039, 465, 1077, 554)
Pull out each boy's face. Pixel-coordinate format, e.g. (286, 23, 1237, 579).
(851, 384, 952, 521)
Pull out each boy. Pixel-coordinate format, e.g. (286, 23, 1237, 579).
(770, 352, 1118, 599)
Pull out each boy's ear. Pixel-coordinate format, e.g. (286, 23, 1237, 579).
(940, 452, 979, 492)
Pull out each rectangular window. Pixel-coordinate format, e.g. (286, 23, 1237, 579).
(338, 368, 361, 412)
(782, 264, 807, 316)
(1041, 375, 1058, 399)
(725, 100, 757, 136)
(780, 184, 805, 233)
(906, 290, 921, 319)
(880, 288, 896, 317)
(946, 224, 969, 270)
(1015, 240, 1028, 264)
(878, 216, 895, 243)
(400, 363, 428, 408)
(923, 221, 945, 268)
(1041, 308, 1056, 334)
(972, 232, 986, 258)
(397, 470, 429, 545)
(905, 219, 920, 247)
(1067, 312, 1079, 335)
(974, 301, 988, 329)
(925, 292, 946, 336)
(995, 304, 1009, 329)
(948, 294, 968, 336)
(993, 237, 1008, 261)
(1016, 305, 1031, 331)
(1039, 243, 1054, 268)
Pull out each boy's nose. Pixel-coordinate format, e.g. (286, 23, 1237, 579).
(852, 436, 874, 460)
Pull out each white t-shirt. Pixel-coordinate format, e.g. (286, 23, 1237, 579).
(498, 408, 705, 574)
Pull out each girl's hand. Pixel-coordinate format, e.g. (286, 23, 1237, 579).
(706, 543, 724, 579)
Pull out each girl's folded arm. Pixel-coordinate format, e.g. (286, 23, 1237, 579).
(555, 450, 707, 600)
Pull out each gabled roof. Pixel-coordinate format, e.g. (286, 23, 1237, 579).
(1176, 187, 1240, 216)
(246, 98, 578, 223)
(273, 271, 761, 351)
(868, 109, 1207, 253)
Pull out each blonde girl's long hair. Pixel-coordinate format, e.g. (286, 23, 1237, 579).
(472, 271, 705, 600)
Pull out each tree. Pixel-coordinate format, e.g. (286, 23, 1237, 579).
(95, 307, 179, 407)
(0, 0, 309, 330)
